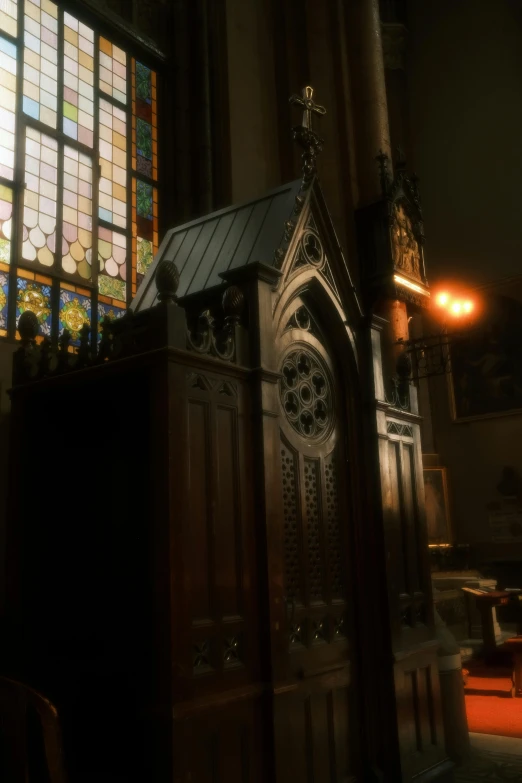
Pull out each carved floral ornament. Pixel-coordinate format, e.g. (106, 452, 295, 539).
(391, 203, 421, 281)
(280, 348, 333, 441)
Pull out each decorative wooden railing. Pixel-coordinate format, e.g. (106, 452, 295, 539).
(12, 259, 245, 386)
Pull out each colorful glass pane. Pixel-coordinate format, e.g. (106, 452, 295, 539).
(98, 226, 126, 302)
(97, 299, 125, 340)
(16, 273, 52, 337)
(136, 62, 151, 104)
(0, 184, 13, 264)
(99, 36, 126, 104)
(0, 36, 17, 180)
(62, 145, 92, 280)
(136, 180, 152, 220)
(99, 97, 127, 229)
(23, 0, 58, 129)
(0, 266, 9, 335)
(59, 284, 91, 345)
(22, 127, 58, 267)
(63, 12, 94, 147)
(137, 237, 153, 277)
(136, 118, 152, 177)
(132, 59, 157, 181)
(0, 0, 17, 37)
(131, 178, 158, 297)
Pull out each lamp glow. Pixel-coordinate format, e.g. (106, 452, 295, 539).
(463, 301, 473, 313)
(436, 292, 449, 307)
(451, 301, 462, 316)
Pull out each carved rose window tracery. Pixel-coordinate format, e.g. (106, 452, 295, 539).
(280, 349, 333, 440)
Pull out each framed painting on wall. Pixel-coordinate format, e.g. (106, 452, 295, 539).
(424, 467, 452, 546)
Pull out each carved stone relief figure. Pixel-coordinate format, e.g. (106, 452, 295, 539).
(392, 203, 421, 280)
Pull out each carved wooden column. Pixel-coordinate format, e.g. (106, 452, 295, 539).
(350, 1, 454, 781)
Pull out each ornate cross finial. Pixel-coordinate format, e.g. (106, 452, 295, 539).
(289, 86, 326, 132)
(289, 85, 326, 186)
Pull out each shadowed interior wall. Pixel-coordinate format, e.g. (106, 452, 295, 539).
(404, 0, 522, 568)
(407, 0, 522, 286)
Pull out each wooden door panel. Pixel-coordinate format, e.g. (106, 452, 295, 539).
(275, 684, 357, 783)
(176, 696, 264, 783)
(275, 334, 360, 781)
(395, 653, 445, 780)
(281, 437, 350, 678)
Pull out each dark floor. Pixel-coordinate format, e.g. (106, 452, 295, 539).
(454, 733, 522, 782)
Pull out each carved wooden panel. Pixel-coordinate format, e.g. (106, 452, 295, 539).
(325, 452, 344, 600)
(387, 428, 427, 630)
(281, 438, 347, 639)
(281, 443, 301, 604)
(186, 371, 255, 688)
(274, 684, 356, 783)
(175, 694, 265, 783)
(274, 313, 359, 778)
(396, 657, 444, 781)
(304, 459, 324, 602)
(188, 399, 212, 623)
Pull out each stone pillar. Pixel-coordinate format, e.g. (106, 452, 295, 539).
(381, 21, 411, 158)
(376, 297, 409, 385)
(346, 0, 392, 206)
(346, 0, 408, 377)
(434, 608, 471, 764)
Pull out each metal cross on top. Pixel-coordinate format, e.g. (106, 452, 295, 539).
(289, 85, 326, 132)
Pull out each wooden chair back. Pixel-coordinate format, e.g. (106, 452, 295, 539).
(0, 676, 68, 783)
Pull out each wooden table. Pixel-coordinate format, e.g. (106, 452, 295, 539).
(504, 636, 522, 698)
(462, 588, 510, 660)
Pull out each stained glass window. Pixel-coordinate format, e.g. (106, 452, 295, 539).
(0, 36, 17, 180)
(16, 270, 52, 337)
(0, 185, 13, 264)
(59, 283, 91, 346)
(131, 59, 158, 295)
(0, 0, 161, 342)
(63, 12, 94, 147)
(0, 0, 17, 37)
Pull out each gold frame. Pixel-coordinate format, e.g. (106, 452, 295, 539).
(423, 466, 452, 546)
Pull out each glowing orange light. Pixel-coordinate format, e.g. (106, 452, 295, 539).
(436, 292, 449, 307)
(451, 301, 462, 316)
(463, 301, 473, 313)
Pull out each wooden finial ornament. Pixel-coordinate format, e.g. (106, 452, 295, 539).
(156, 259, 180, 303)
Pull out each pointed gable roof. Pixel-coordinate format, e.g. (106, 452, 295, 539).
(132, 179, 303, 311)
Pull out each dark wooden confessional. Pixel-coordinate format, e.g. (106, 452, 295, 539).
(5, 94, 453, 783)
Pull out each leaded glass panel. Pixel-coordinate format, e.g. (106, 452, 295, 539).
(0, 0, 161, 341)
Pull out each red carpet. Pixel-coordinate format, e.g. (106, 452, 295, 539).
(464, 660, 522, 738)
